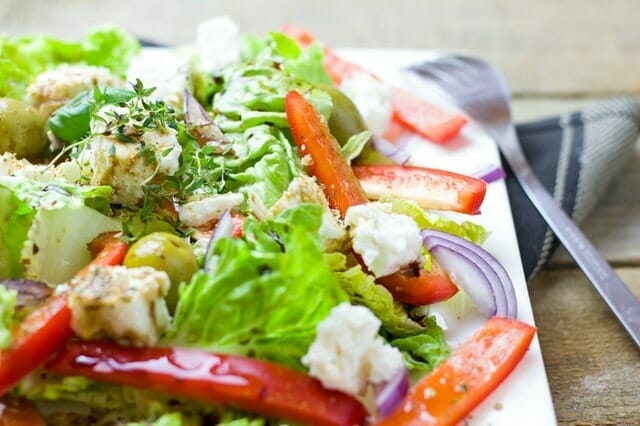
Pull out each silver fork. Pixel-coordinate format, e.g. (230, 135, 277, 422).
(411, 55, 640, 348)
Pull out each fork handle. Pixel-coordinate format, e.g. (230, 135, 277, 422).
(501, 127, 640, 348)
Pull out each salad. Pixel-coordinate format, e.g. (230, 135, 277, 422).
(0, 17, 536, 425)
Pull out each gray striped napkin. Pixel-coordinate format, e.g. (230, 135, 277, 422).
(510, 97, 640, 280)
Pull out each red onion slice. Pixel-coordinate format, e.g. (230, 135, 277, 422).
(473, 164, 506, 183)
(371, 136, 411, 164)
(183, 90, 230, 153)
(375, 367, 409, 418)
(422, 230, 517, 318)
(204, 209, 234, 272)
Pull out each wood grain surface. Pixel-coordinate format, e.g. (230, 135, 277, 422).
(2, 1, 639, 425)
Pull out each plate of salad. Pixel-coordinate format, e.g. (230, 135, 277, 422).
(0, 16, 555, 425)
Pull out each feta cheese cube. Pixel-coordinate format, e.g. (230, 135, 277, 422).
(302, 303, 404, 395)
(126, 49, 193, 109)
(339, 72, 393, 136)
(344, 202, 423, 277)
(177, 192, 244, 227)
(69, 265, 171, 347)
(26, 64, 124, 116)
(197, 16, 241, 73)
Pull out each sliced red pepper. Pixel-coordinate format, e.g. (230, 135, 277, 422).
(377, 260, 458, 305)
(0, 398, 45, 426)
(281, 25, 467, 143)
(377, 317, 536, 426)
(0, 233, 128, 396)
(353, 164, 487, 215)
(47, 340, 367, 426)
(285, 91, 458, 305)
(285, 90, 367, 217)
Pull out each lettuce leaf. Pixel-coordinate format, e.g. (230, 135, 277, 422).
(269, 32, 331, 85)
(0, 179, 120, 282)
(169, 204, 348, 369)
(0, 26, 140, 99)
(382, 197, 489, 244)
(0, 285, 17, 349)
(325, 252, 424, 337)
(340, 130, 371, 163)
(0, 186, 35, 278)
(387, 317, 451, 372)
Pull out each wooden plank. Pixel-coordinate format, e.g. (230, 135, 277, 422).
(1, 0, 640, 95)
(529, 268, 640, 425)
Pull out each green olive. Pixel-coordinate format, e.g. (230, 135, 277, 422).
(0, 98, 48, 159)
(124, 232, 198, 312)
(321, 84, 368, 146)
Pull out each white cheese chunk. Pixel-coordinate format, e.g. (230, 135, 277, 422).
(69, 265, 171, 347)
(302, 303, 404, 396)
(339, 72, 393, 136)
(178, 192, 244, 227)
(197, 16, 241, 73)
(126, 49, 193, 109)
(26, 64, 124, 116)
(344, 202, 423, 277)
(87, 105, 182, 208)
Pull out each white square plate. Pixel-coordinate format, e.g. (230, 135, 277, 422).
(337, 48, 557, 425)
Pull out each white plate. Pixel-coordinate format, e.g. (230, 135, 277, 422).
(337, 48, 557, 425)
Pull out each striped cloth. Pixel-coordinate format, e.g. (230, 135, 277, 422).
(509, 97, 640, 280)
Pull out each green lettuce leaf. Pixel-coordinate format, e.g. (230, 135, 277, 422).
(0, 186, 35, 278)
(325, 252, 423, 337)
(340, 130, 371, 163)
(388, 317, 451, 372)
(0, 285, 17, 349)
(0, 26, 139, 99)
(270, 32, 331, 85)
(169, 204, 348, 369)
(382, 196, 489, 244)
(0, 178, 120, 282)
(48, 86, 136, 143)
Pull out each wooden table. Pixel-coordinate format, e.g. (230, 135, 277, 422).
(3, 0, 639, 424)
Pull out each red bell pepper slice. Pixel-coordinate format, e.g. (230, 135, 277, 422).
(0, 233, 128, 396)
(281, 24, 467, 143)
(47, 340, 367, 426)
(391, 88, 469, 143)
(285, 90, 458, 305)
(285, 90, 368, 217)
(0, 398, 45, 426)
(353, 165, 487, 215)
(377, 317, 536, 426)
(377, 259, 458, 305)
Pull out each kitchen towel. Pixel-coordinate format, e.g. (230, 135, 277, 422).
(509, 97, 640, 280)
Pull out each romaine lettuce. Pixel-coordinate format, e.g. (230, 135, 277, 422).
(0, 284, 17, 349)
(169, 204, 348, 369)
(0, 179, 120, 282)
(382, 196, 489, 244)
(387, 317, 451, 372)
(0, 26, 140, 100)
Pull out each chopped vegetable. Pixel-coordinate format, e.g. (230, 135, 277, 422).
(0, 286, 16, 349)
(0, 398, 45, 426)
(170, 204, 348, 369)
(285, 90, 367, 216)
(0, 233, 127, 396)
(422, 230, 517, 318)
(354, 165, 487, 215)
(0, 27, 140, 99)
(281, 24, 468, 142)
(377, 317, 536, 425)
(46, 340, 367, 426)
